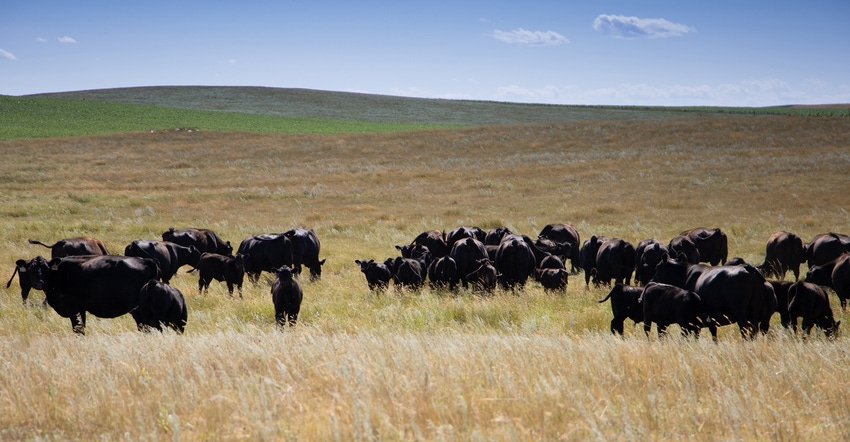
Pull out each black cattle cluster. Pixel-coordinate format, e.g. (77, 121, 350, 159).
(355, 224, 580, 294)
(7, 227, 323, 334)
(597, 230, 850, 340)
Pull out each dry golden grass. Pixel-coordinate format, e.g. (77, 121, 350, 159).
(1, 116, 850, 440)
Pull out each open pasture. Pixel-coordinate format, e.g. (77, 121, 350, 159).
(1, 115, 850, 440)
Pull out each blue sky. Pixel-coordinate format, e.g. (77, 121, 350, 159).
(1, 1, 848, 106)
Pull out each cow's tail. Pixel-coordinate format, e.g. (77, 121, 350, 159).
(6, 266, 18, 288)
(597, 292, 613, 303)
(28, 238, 57, 249)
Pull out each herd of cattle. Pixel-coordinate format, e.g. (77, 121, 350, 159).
(7, 227, 323, 334)
(6, 223, 850, 339)
(356, 225, 850, 340)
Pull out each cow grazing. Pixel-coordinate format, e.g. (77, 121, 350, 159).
(411, 230, 449, 258)
(28, 236, 110, 258)
(134, 280, 187, 333)
(271, 266, 303, 326)
(758, 231, 805, 281)
(395, 243, 433, 270)
(538, 223, 581, 273)
(124, 239, 201, 284)
(668, 235, 700, 264)
(450, 237, 488, 289)
(579, 235, 607, 287)
(495, 236, 536, 290)
(788, 281, 840, 339)
(7, 256, 50, 305)
(283, 228, 325, 280)
(534, 268, 568, 292)
(162, 227, 232, 256)
(485, 226, 513, 246)
(598, 284, 644, 336)
(26, 255, 160, 334)
(386, 257, 424, 289)
(802, 232, 850, 268)
(465, 259, 499, 294)
(634, 238, 669, 286)
(592, 238, 636, 286)
(640, 282, 707, 339)
(354, 259, 392, 291)
(194, 253, 247, 298)
(680, 227, 728, 266)
(830, 253, 850, 310)
(446, 226, 486, 248)
(652, 256, 765, 340)
(427, 256, 459, 291)
(237, 233, 293, 284)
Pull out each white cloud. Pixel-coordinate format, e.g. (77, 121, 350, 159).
(0, 49, 16, 60)
(58, 36, 77, 43)
(36, 37, 48, 43)
(593, 15, 695, 39)
(489, 28, 569, 46)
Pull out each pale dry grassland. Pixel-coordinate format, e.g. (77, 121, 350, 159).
(1, 116, 850, 440)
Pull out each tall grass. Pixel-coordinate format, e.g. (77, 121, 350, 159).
(1, 115, 850, 439)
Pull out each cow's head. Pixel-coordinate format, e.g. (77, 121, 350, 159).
(19, 256, 51, 294)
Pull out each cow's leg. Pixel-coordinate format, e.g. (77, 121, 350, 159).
(611, 318, 625, 336)
(70, 311, 85, 335)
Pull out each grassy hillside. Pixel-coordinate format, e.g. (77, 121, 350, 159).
(0, 95, 449, 140)
(2, 114, 850, 439)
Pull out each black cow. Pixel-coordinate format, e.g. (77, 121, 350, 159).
(124, 239, 201, 284)
(237, 233, 293, 284)
(427, 256, 459, 291)
(758, 231, 804, 281)
(592, 238, 636, 286)
(531, 238, 572, 266)
(495, 236, 536, 289)
(652, 256, 765, 340)
(411, 230, 449, 258)
(539, 223, 581, 272)
(802, 232, 850, 268)
(28, 236, 110, 258)
(450, 237, 488, 289)
(680, 227, 728, 266)
(162, 227, 232, 255)
(485, 226, 514, 246)
(804, 255, 843, 288)
(134, 280, 187, 333)
(354, 259, 392, 291)
(395, 244, 433, 270)
(640, 282, 706, 339)
(769, 280, 794, 329)
(271, 266, 303, 326)
(7, 256, 50, 305)
(534, 268, 568, 292)
(195, 252, 247, 298)
(26, 255, 159, 334)
(465, 259, 499, 294)
(830, 253, 850, 310)
(634, 238, 669, 286)
(598, 284, 644, 336)
(283, 228, 325, 280)
(446, 226, 486, 248)
(668, 235, 700, 264)
(788, 281, 840, 339)
(386, 257, 425, 289)
(579, 235, 607, 287)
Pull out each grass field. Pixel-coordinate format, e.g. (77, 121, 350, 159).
(1, 90, 850, 439)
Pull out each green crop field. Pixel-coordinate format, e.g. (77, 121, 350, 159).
(1, 87, 850, 440)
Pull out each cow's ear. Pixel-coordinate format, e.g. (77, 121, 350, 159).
(292, 266, 302, 275)
(319, 259, 326, 265)
(16, 259, 27, 271)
